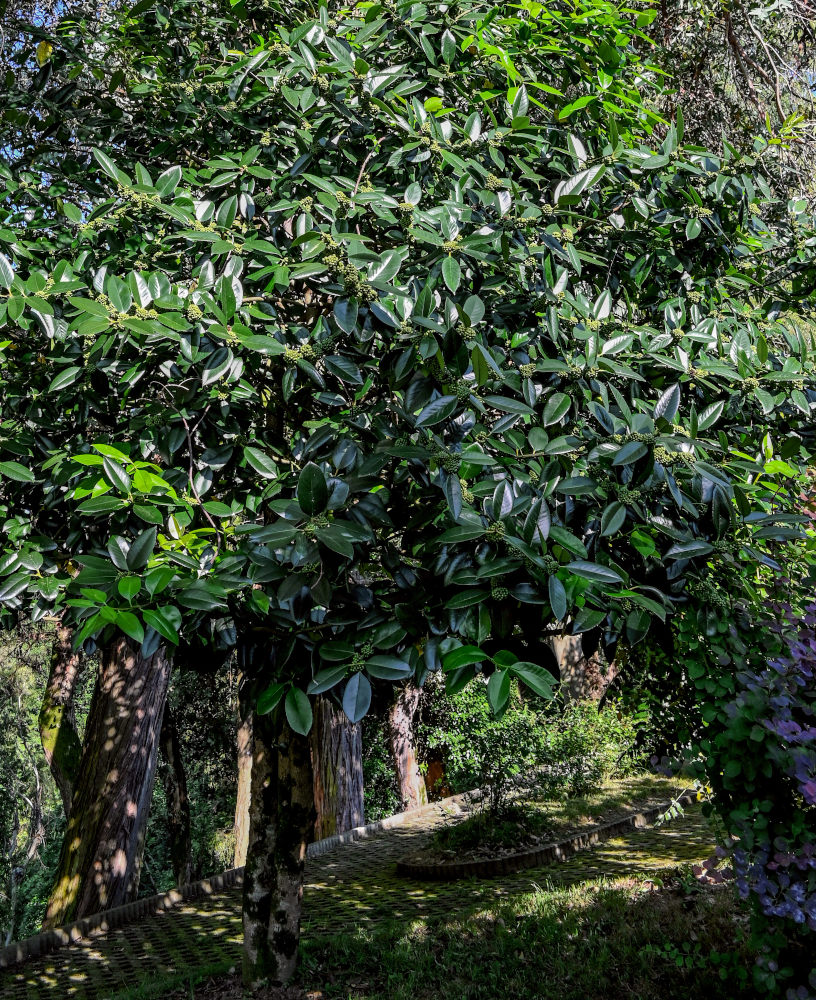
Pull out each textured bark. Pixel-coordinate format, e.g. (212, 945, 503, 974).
(42, 637, 171, 929)
(388, 684, 427, 812)
(233, 707, 253, 869)
(546, 634, 619, 701)
(38, 625, 83, 816)
(242, 708, 315, 987)
(310, 697, 364, 839)
(158, 701, 192, 888)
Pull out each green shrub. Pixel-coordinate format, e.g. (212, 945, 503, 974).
(539, 699, 643, 797)
(423, 678, 545, 815)
(420, 677, 644, 812)
(361, 714, 401, 823)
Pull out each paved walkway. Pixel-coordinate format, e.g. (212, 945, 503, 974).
(0, 800, 714, 1000)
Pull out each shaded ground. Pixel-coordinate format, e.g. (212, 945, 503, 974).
(0, 778, 716, 1000)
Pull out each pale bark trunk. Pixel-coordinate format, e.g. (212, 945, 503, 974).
(233, 711, 253, 868)
(546, 634, 619, 701)
(310, 696, 364, 839)
(38, 624, 83, 816)
(158, 701, 192, 888)
(388, 684, 427, 812)
(233, 670, 253, 869)
(42, 636, 171, 929)
(242, 707, 314, 987)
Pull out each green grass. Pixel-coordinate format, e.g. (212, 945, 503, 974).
(427, 802, 554, 856)
(133, 871, 760, 1000)
(425, 773, 689, 859)
(297, 875, 758, 1000)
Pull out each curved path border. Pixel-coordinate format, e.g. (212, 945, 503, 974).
(0, 786, 691, 972)
(396, 793, 695, 880)
(0, 788, 478, 971)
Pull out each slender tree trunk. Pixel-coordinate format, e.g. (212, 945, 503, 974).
(310, 696, 364, 839)
(42, 637, 171, 929)
(38, 624, 83, 816)
(233, 672, 253, 869)
(242, 707, 315, 987)
(388, 684, 427, 812)
(158, 701, 192, 888)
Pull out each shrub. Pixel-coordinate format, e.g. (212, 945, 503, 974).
(420, 677, 644, 813)
(423, 678, 545, 815)
(539, 699, 643, 797)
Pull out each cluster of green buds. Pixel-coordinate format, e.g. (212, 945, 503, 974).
(459, 478, 475, 504)
(543, 555, 559, 574)
(519, 363, 536, 378)
(491, 583, 510, 600)
(454, 378, 472, 401)
(687, 576, 729, 611)
(302, 514, 330, 538)
(486, 521, 506, 542)
(617, 486, 643, 504)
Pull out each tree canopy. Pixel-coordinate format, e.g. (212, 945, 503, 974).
(1, 0, 815, 987)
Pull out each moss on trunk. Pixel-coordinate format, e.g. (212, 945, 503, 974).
(38, 624, 83, 817)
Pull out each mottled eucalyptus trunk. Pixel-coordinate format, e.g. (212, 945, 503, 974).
(388, 684, 427, 812)
(310, 696, 364, 839)
(158, 701, 192, 888)
(242, 707, 314, 987)
(42, 636, 171, 929)
(38, 624, 83, 816)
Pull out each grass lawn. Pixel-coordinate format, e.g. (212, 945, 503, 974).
(423, 773, 695, 859)
(146, 873, 758, 1000)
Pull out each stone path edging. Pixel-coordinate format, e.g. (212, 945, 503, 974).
(396, 793, 696, 880)
(0, 788, 479, 971)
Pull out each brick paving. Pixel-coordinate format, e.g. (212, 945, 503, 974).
(0, 794, 714, 1000)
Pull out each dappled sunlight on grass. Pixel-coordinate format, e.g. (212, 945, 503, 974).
(0, 776, 714, 999)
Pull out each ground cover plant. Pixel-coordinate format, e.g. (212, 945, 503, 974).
(1, 0, 816, 992)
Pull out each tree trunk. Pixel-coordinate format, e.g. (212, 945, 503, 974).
(42, 636, 171, 929)
(242, 707, 315, 987)
(158, 701, 192, 888)
(38, 624, 83, 816)
(310, 696, 364, 839)
(388, 684, 427, 812)
(233, 673, 253, 869)
(545, 634, 619, 701)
